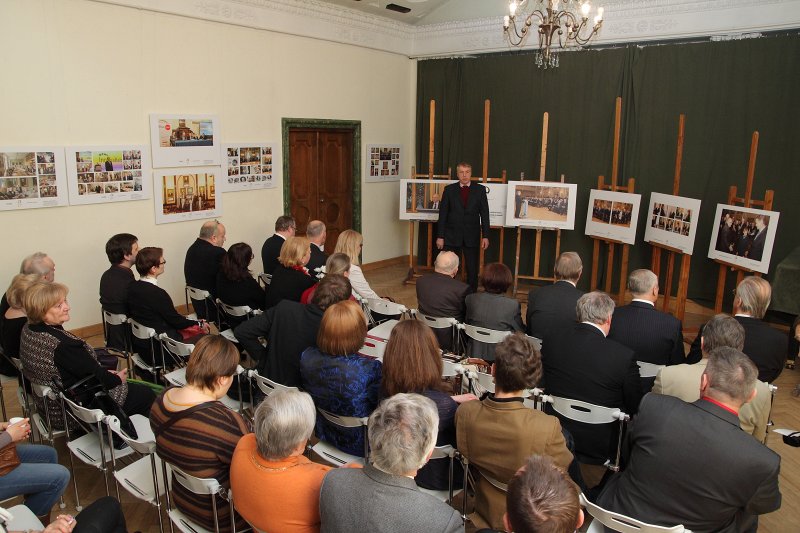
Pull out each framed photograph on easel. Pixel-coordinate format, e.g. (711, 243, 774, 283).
(707, 204, 780, 274)
(505, 181, 578, 230)
(585, 189, 641, 245)
(644, 192, 701, 255)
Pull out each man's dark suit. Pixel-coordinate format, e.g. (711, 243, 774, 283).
(541, 323, 642, 463)
(416, 272, 470, 351)
(598, 394, 781, 532)
(437, 182, 490, 290)
(609, 301, 685, 366)
(234, 300, 323, 387)
(717, 222, 736, 253)
(99, 264, 136, 350)
(687, 316, 787, 382)
(306, 242, 327, 275)
(260, 234, 285, 276)
(749, 228, 767, 261)
(183, 238, 225, 321)
(525, 280, 582, 339)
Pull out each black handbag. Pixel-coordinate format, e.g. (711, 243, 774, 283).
(64, 375, 138, 446)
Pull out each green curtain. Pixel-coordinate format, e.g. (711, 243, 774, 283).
(415, 34, 800, 308)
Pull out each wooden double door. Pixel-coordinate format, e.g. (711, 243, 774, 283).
(288, 128, 353, 251)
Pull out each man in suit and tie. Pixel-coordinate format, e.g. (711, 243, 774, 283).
(416, 251, 470, 351)
(436, 162, 490, 290)
(599, 346, 782, 532)
(748, 215, 768, 261)
(428, 193, 441, 210)
(305, 219, 328, 274)
(653, 313, 771, 442)
(541, 291, 642, 465)
(184, 220, 226, 321)
(320, 393, 463, 533)
(260, 215, 295, 276)
(526, 252, 584, 339)
(687, 276, 787, 382)
(608, 269, 684, 391)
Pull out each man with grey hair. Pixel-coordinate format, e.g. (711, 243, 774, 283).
(1, 252, 56, 333)
(608, 269, 684, 391)
(654, 314, 771, 441)
(184, 219, 226, 321)
(526, 251, 584, 339)
(688, 276, 786, 382)
(319, 393, 463, 533)
(599, 347, 781, 532)
(305, 220, 328, 273)
(541, 291, 641, 464)
(261, 214, 296, 275)
(415, 251, 470, 351)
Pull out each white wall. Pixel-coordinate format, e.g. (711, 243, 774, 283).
(0, 0, 414, 328)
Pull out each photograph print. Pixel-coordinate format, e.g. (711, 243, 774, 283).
(584, 189, 642, 244)
(221, 143, 277, 192)
(66, 145, 150, 205)
(366, 144, 401, 182)
(504, 181, 578, 230)
(154, 166, 222, 224)
(149, 114, 221, 168)
(707, 204, 780, 274)
(643, 192, 702, 255)
(0, 147, 68, 211)
(399, 179, 455, 221)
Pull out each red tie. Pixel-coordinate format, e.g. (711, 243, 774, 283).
(460, 185, 469, 207)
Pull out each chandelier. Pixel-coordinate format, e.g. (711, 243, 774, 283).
(503, 0, 604, 68)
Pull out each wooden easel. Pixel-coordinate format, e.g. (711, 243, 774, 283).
(713, 131, 774, 312)
(473, 100, 507, 269)
(589, 97, 635, 304)
(512, 112, 565, 297)
(649, 114, 692, 321)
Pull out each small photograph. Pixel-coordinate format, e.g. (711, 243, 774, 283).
(707, 204, 780, 273)
(38, 163, 55, 175)
(120, 181, 134, 192)
(157, 118, 214, 147)
(252, 165, 261, 174)
(121, 171, 132, 180)
(584, 189, 642, 245)
(241, 147, 261, 163)
(123, 160, 133, 170)
(39, 175, 57, 187)
(0, 152, 36, 177)
(77, 173, 93, 183)
(87, 183, 102, 194)
(228, 157, 239, 167)
(96, 172, 109, 183)
(131, 150, 141, 159)
(227, 147, 239, 157)
(379, 148, 392, 161)
(76, 161, 92, 173)
(132, 170, 142, 179)
(132, 159, 141, 169)
(104, 183, 120, 194)
(264, 164, 272, 173)
(248, 175, 256, 182)
(92, 151, 124, 172)
(123, 151, 132, 160)
(39, 185, 58, 198)
(133, 179, 142, 191)
(78, 183, 86, 195)
(229, 166, 239, 176)
(644, 193, 702, 255)
(262, 154, 272, 165)
(36, 152, 54, 164)
(264, 147, 272, 155)
(76, 151, 92, 163)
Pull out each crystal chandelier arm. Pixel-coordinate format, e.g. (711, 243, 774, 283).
(504, 8, 546, 46)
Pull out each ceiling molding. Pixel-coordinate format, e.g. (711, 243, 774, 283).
(91, 0, 800, 58)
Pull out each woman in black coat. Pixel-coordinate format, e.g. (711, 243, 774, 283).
(264, 236, 316, 309)
(216, 242, 265, 328)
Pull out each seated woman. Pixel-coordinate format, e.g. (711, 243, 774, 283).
(128, 247, 208, 353)
(231, 390, 334, 533)
(264, 237, 316, 309)
(150, 335, 250, 533)
(215, 242, 265, 329)
(0, 418, 69, 524)
(1, 273, 41, 377)
(300, 300, 381, 457)
(381, 319, 465, 490)
(20, 281, 155, 428)
(300, 252, 351, 305)
(465, 262, 524, 361)
(333, 230, 381, 302)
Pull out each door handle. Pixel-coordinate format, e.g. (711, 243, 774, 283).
(319, 198, 325, 203)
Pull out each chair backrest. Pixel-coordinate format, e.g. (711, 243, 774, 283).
(541, 395, 629, 425)
(185, 286, 211, 301)
(159, 334, 195, 358)
(103, 310, 128, 326)
(472, 371, 495, 394)
(429, 444, 456, 460)
(358, 338, 387, 360)
(128, 318, 157, 340)
(30, 382, 56, 401)
(216, 299, 252, 318)
(258, 273, 272, 286)
(106, 415, 156, 454)
(441, 359, 465, 378)
(417, 313, 458, 330)
(366, 298, 408, 317)
(61, 393, 105, 424)
(525, 334, 543, 351)
(461, 324, 511, 345)
(637, 361, 664, 378)
(167, 462, 222, 497)
(579, 493, 689, 533)
(248, 370, 298, 397)
(317, 408, 368, 429)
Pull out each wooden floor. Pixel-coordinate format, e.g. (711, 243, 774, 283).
(2, 261, 797, 532)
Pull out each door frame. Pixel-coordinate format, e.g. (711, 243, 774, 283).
(281, 118, 362, 233)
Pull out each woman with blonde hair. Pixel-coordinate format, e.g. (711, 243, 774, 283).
(334, 230, 380, 301)
(300, 300, 380, 457)
(300, 252, 351, 304)
(0, 273, 40, 374)
(265, 236, 316, 309)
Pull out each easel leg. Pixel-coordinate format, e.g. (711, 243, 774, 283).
(662, 252, 675, 313)
(591, 240, 600, 291)
(715, 263, 727, 313)
(605, 243, 615, 295)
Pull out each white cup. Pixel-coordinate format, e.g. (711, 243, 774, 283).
(8, 417, 24, 425)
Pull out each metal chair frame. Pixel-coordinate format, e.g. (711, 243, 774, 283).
(184, 286, 218, 328)
(162, 460, 236, 533)
(101, 310, 133, 373)
(416, 313, 462, 355)
(315, 407, 370, 461)
(580, 493, 690, 532)
(128, 318, 166, 382)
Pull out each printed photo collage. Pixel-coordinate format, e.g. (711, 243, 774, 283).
(0, 151, 58, 199)
(226, 146, 273, 185)
(370, 146, 400, 177)
(651, 201, 692, 237)
(75, 150, 143, 196)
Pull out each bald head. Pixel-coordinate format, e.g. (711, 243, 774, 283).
(21, 253, 55, 282)
(199, 220, 226, 247)
(434, 251, 459, 277)
(306, 220, 326, 245)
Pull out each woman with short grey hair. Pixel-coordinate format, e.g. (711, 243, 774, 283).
(230, 390, 333, 533)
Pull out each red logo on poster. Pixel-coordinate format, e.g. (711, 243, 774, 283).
(165, 124, 171, 131)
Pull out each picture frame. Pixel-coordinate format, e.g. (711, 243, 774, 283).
(66, 145, 151, 205)
(484, 183, 509, 227)
(0, 147, 69, 211)
(584, 189, 642, 245)
(707, 204, 780, 274)
(221, 143, 277, 192)
(153, 166, 222, 224)
(367, 144, 401, 183)
(399, 179, 454, 221)
(149, 114, 221, 168)
(643, 192, 702, 255)
(504, 181, 578, 230)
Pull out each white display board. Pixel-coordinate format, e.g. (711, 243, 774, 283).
(153, 166, 222, 224)
(0, 147, 68, 211)
(585, 189, 642, 245)
(643, 192, 701, 255)
(505, 181, 578, 230)
(221, 143, 277, 192)
(707, 203, 780, 274)
(149, 114, 221, 168)
(66, 145, 151, 205)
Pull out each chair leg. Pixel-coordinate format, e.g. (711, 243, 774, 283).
(150, 455, 165, 533)
(460, 454, 470, 523)
(62, 404, 82, 512)
(105, 421, 122, 502)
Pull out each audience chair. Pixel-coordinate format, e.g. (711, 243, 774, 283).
(215, 298, 262, 342)
(357, 338, 387, 361)
(540, 394, 630, 472)
(636, 361, 664, 379)
(101, 310, 133, 372)
(28, 383, 69, 509)
(8, 358, 32, 421)
(458, 324, 511, 358)
(311, 408, 369, 467)
(416, 313, 462, 355)
(164, 366, 250, 415)
(106, 415, 166, 533)
(162, 460, 236, 533)
(365, 298, 413, 327)
(442, 359, 468, 394)
(579, 493, 690, 533)
(184, 286, 218, 327)
(416, 444, 463, 504)
(158, 334, 194, 368)
(765, 384, 778, 445)
(128, 318, 166, 383)
(247, 370, 297, 399)
(3, 504, 45, 532)
(257, 273, 272, 287)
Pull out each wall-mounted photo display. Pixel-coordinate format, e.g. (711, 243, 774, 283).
(366, 144, 401, 182)
(643, 192, 702, 255)
(707, 204, 780, 274)
(66, 145, 151, 205)
(221, 143, 277, 192)
(0, 147, 68, 211)
(504, 181, 578, 230)
(399, 179, 455, 221)
(149, 114, 221, 168)
(154, 167, 222, 224)
(584, 189, 642, 245)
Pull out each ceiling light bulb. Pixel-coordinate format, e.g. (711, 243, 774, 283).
(581, 2, 591, 17)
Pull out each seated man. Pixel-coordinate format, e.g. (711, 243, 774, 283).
(415, 251, 470, 351)
(457, 333, 573, 529)
(261, 215, 295, 276)
(233, 274, 351, 387)
(476, 455, 584, 533)
(183, 220, 226, 321)
(319, 393, 463, 533)
(654, 313, 771, 442)
(305, 220, 328, 274)
(99, 233, 139, 350)
(687, 276, 787, 382)
(599, 347, 781, 532)
(541, 291, 642, 464)
(526, 251, 583, 339)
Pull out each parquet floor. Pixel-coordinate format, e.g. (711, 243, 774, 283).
(2, 262, 797, 532)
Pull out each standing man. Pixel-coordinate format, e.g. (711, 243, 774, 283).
(261, 215, 295, 276)
(305, 220, 328, 274)
(436, 162, 490, 291)
(184, 219, 226, 321)
(748, 215, 768, 261)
